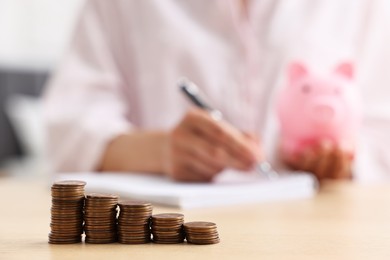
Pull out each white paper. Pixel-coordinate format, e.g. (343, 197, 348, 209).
(55, 170, 318, 209)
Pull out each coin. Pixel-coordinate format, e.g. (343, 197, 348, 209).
(53, 180, 86, 185)
(118, 201, 152, 208)
(48, 234, 82, 244)
(86, 193, 118, 199)
(49, 180, 86, 244)
(84, 193, 119, 244)
(152, 213, 184, 220)
(183, 221, 220, 245)
(85, 237, 117, 244)
(151, 213, 184, 244)
(153, 238, 185, 244)
(118, 237, 151, 244)
(117, 200, 152, 244)
(187, 238, 220, 245)
(184, 221, 217, 229)
(49, 186, 222, 246)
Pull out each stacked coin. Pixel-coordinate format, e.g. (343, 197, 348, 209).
(49, 180, 86, 244)
(84, 193, 118, 244)
(151, 213, 185, 244)
(184, 221, 220, 245)
(117, 201, 152, 244)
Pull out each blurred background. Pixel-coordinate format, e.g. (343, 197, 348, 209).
(0, 0, 84, 176)
(1, 0, 388, 182)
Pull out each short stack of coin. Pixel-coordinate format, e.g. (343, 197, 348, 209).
(49, 180, 86, 244)
(184, 221, 220, 245)
(84, 193, 118, 244)
(151, 213, 185, 244)
(117, 201, 152, 244)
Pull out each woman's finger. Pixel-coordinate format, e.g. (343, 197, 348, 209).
(315, 141, 333, 179)
(329, 147, 343, 179)
(338, 150, 353, 179)
(173, 131, 226, 171)
(173, 159, 216, 182)
(184, 109, 257, 166)
(300, 148, 317, 173)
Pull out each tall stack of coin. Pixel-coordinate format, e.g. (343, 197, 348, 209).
(117, 201, 152, 244)
(84, 193, 118, 244)
(151, 213, 185, 244)
(184, 221, 220, 245)
(49, 180, 86, 244)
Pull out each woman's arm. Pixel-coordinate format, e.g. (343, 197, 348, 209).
(44, 1, 132, 172)
(99, 131, 168, 174)
(99, 109, 262, 182)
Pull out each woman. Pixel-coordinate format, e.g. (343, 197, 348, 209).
(44, 0, 390, 182)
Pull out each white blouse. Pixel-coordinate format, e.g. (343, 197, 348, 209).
(44, 0, 390, 182)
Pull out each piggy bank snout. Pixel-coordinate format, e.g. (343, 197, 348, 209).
(308, 100, 340, 125)
(315, 104, 334, 118)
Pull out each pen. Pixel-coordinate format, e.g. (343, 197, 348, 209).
(178, 78, 279, 180)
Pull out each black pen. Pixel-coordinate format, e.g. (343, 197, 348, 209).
(178, 78, 279, 180)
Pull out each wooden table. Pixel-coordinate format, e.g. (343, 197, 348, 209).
(1, 177, 389, 260)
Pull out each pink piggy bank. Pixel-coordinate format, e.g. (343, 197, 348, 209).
(276, 62, 361, 157)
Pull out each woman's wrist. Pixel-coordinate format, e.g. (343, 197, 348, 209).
(98, 130, 170, 174)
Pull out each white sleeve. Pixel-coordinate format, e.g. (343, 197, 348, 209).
(43, 1, 131, 172)
(354, 1, 390, 182)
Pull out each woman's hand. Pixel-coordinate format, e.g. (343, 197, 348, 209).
(99, 108, 262, 182)
(282, 140, 354, 181)
(163, 109, 262, 182)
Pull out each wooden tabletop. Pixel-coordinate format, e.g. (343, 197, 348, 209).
(1, 177, 389, 260)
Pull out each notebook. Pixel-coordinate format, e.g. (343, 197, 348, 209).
(55, 170, 318, 209)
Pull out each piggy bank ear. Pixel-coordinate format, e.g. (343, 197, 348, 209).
(289, 62, 307, 84)
(335, 62, 354, 80)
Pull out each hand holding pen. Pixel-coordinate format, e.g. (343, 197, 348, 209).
(178, 78, 278, 179)
(162, 78, 276, 182)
